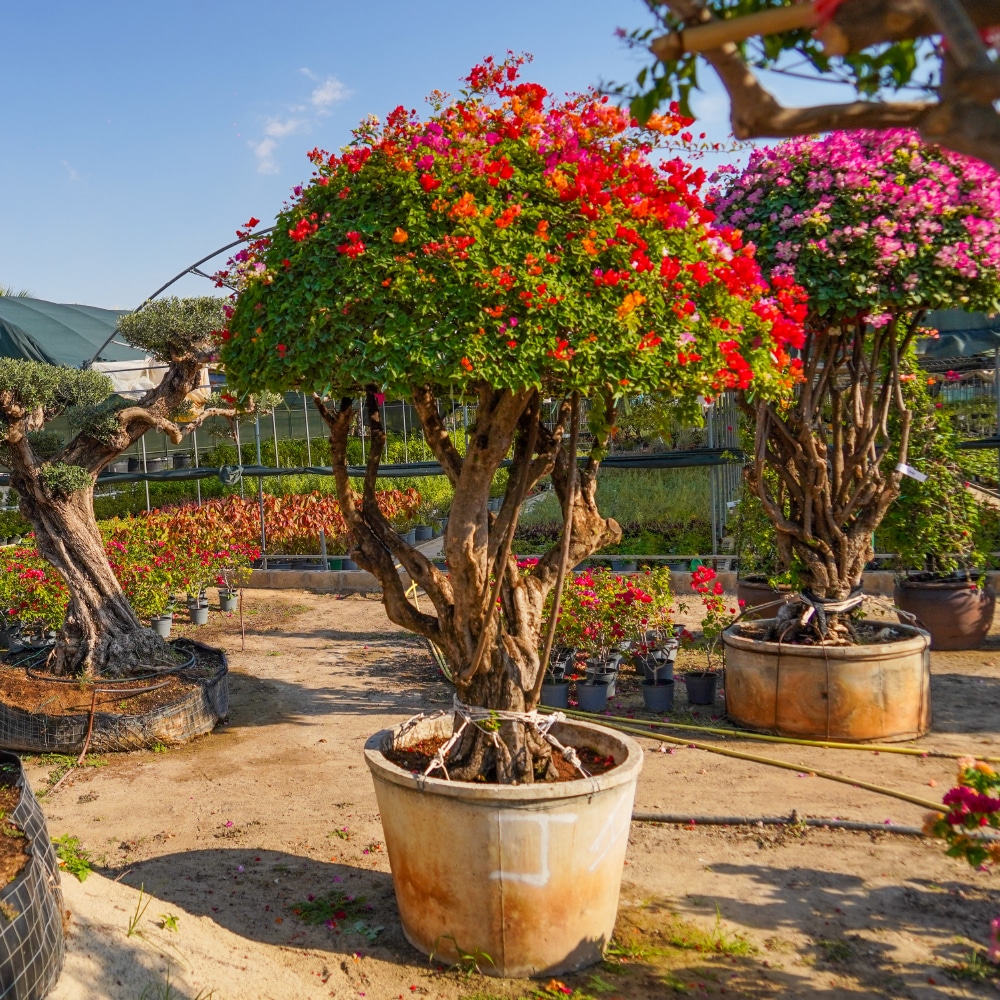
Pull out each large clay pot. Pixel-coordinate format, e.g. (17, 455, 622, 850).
(893, 577, 995, 651)
(735, 577, 794, 621)
(365, 715, 642, 977)
(722, 618, 931, 742)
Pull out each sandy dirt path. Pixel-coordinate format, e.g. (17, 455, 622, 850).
(29, 590, 1000, 1000)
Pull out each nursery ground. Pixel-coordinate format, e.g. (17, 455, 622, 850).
(29, 590, 1000, 1000)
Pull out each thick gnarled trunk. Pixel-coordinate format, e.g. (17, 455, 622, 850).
(12, 479, 172, 678)
(317, 386, 620, 782)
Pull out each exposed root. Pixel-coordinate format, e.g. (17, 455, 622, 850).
(94, 628, 178, 678)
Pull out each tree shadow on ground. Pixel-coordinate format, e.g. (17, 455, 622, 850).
(114, 849, 417, 967)
(654, 861, 996, 998)
(930, 672, 1000, 734)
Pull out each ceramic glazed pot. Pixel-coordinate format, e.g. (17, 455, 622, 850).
(735, 577, 794, 621)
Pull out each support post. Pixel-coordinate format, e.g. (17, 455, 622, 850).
(140, 436, 150, 513)
(303, 392, 313, 466)
(254, 417, 266, 557)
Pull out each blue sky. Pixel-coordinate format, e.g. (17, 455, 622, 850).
(2, 1, 837, 309)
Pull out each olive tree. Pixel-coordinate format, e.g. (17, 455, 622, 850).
(1, 296, 236, 675)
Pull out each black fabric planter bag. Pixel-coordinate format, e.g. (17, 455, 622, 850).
(0, 750, 64, 999)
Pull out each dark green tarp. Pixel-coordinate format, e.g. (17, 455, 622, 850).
(0, 297, 143, 368)
(919, 309, 1000, 359)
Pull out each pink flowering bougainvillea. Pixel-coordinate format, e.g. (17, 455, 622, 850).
(713, 132, 1000, 636)
(221, 56, 806, 782)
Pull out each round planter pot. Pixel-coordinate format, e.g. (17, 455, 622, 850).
(108, 460, 129, 474)
(683, 672, 718, 706)
(401, 529, 417, 546)
(365, 715, 642, 977)
(146, 457, 169, 473)
(414, 525, 434, 542)
(894, 578, 995, 651)
(172, 453, 192, 469)
(219, 592, 239, 613)
(642, 679, 675, 713)
(610, 559, 638, 573)
(735, 578, 794, 621)
(540, 680, 570, 709)
(343, 558, 360, 572)
(722, 618, 931, 742)
(151, 616, 172, 638)
(576, 681, 610, 713)
(126, 457, 140, 473)
(189, 606, 209, 626)
(0, 750, 64, 996)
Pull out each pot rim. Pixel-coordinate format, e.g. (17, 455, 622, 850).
(365, 715, 643, 804)
(895, 575, 992, 591)
(723, 617, 929, 657)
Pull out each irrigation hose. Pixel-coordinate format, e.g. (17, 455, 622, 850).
(542, 709, 943, 812)
(632, 812, 928, 838)
(558, 706, 1000, 763)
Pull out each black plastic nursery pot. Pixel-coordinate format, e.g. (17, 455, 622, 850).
(684, 671, 718, 706)
(0, 751, 64, 999)
(540, 680, 570, 709)
(641, 679, 675, 713)
(576, 680, 610, 713)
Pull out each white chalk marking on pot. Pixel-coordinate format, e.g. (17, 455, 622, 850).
(587, 790, 632, 872)
(490, 811, 577, 887)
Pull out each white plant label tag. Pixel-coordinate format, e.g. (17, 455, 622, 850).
(895, 462, 928, 482)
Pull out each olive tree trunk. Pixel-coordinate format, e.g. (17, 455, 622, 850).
(11, 477, 173, 676)
(317, 385, 621, 783)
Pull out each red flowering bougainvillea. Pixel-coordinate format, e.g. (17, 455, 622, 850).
(222, 57, 803, 783)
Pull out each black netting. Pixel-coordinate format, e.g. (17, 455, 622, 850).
(0, 751, 64, 999)
(0, 641, 228, 755)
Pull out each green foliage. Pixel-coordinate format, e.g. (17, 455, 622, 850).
(39, 461, 92, 497)
(0, 509, 28, 539)
(878, 366, 987, 574)
(117, 296, 226, 361)
(615, 2, 930, 124)
(223, 60, 794, 408)
(53, 834, 93, 882)
(66, 393, 130, 444)
(26, 429, 64, 460)
(0, 359, 111, 418)
(290, 889, 369, 926)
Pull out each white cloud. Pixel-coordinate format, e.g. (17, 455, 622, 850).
(61, 160, 79, 181)
(310, 76, 350, 113)
(251, 138, 280, 175)
(264, 117, 306, 139)
(249, 72, 350, 174)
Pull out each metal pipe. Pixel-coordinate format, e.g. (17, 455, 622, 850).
(193, 426, 201, 507)
(140, 437, 150, 513)
(254, 417, 266, 557)
(303, 393, 313, 466)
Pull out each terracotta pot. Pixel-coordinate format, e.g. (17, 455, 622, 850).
(365, 716, 642, 977)
(722, 618, 931, 742)
(735, 577, 794, 621)
(893, 577, 995, 651)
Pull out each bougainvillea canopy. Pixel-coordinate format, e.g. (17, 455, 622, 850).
(223, 56, 805, 405)
(712, 129, 1000, 325)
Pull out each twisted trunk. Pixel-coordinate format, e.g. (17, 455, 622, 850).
(11, 478, 172, 677)
(318, 386, 620, 783)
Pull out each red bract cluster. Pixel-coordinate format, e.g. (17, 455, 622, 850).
(224, 54, 806, 403)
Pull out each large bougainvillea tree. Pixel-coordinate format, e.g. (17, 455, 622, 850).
(715, 129, 1000, 640)
(223, 56, 803, 782)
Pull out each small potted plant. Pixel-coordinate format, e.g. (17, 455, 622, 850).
(682, 565, 739, 706)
